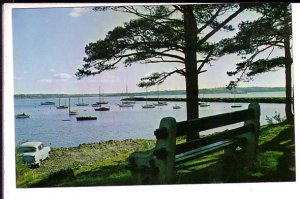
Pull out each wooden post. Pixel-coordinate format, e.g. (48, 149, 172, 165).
(128, 117, 177, 184)
(152, 117, 177, 184)
(239, 102, 260, 163)
(127, 151, 157, 184)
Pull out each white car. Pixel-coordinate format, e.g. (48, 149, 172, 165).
(18, 141, 51, 167)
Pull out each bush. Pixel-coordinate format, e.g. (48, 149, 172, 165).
(266, 112, 285, 124)
(15, 153, 30, 178)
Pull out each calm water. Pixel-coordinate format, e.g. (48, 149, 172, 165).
(14, 92, 286, 147)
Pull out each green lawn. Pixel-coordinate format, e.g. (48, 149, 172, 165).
(16, 122, 295, 187)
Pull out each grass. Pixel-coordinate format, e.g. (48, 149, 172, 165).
(16, 122, 295, 187)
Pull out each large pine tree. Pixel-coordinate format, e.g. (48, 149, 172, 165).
(219, 3, 293, 123)
(76, 4, 247, 140)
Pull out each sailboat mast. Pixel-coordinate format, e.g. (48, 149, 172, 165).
(102, 88, 104, 102)
(146, 87, 148, 105)
(99, 86, 101, 102)
(157, 85, 159, 100)
(68, 97, 70, 112)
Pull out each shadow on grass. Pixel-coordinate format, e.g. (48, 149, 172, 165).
(31, 123, 295, 187)
(32, 163, 136, 187)
(253, 124, 295, 182)
(175, 124, 295, 184)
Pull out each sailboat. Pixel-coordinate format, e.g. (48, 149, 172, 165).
(199, 92, 210, 107)
(15, 112, 30, 118)
(118, 85, 135, 108)
(153, 85, 167, 106)
(40, 101, 55, 105)
(173, 104, 181, 109)
(142, 87, 155, 109)
(76, 96, 89, 106)
(93, 87, 110, 111)
(68, 98, 79, 115)
(231, 87, 242, 108)
(92, 87, 108, 107)
(56, 97, 68, 109)
(94, 106, 110, 111)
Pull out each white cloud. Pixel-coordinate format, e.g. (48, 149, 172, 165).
(14, 76, 24, 80)
(38, 79, 53, 83)
(49, 69, 55, 73)
(69, 8, 87, 18)
(53, 73, 72, 81)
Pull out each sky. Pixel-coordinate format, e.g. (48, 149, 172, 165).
(12, 5, 288, 94)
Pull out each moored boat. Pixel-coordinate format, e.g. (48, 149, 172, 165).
(118, 103, 134, 108)
(231, 104, 242, 108)
(75, 96, 89, 106)
(68, 98, 79, 115)
(153, 86, 168, 106)
(15, 113, 30, 118)
(95, 107, 110, 111)
(173, 105, 181, 109)
(154, 101, 168, 106)
(142, 104, 155, 109)
(40, 101, 55, 105)
(76, 116, 97, 121)
(199, 103, 210, 107)
(56, 98, 68, 109)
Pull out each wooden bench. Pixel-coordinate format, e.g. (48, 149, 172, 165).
(127, 102, 260, 184)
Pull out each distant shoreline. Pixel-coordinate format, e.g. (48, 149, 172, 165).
(123, 97, 288, 104)
(14, 86, 285, 99)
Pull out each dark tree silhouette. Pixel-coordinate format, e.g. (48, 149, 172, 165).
(76, 4, 247, 140)
(218, 3, 293, 123)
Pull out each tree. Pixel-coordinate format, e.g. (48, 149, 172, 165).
(218, 3, 293, 123)
(76, 4, 247, 140)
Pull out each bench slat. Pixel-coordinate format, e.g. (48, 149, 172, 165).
(176, 108, 254, 137)
(176, 124, 253, 154)
(175, 138, 243, 165)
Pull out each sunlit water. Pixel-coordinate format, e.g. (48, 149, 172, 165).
(14, 92, 286, 147)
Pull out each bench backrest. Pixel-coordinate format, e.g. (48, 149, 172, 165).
(128, 102, 260, 184)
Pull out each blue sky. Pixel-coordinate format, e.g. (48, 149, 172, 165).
(12, 6, 288, 94)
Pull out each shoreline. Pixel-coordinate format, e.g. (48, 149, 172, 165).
(123, 97, 288, 104)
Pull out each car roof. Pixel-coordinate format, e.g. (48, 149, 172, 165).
(19, 141, 43, 148)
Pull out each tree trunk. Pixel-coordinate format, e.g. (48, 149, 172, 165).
(284, 35, 294, 123)
(183, 5, 200, 141)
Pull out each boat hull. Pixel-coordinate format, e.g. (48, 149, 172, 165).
(94, 107, 110, 111)
(76, 116, 97, 121)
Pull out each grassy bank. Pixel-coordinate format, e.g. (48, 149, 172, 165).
(16, 122, 295, 187)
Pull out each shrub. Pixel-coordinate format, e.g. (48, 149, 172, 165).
(265, 112, 285, 124)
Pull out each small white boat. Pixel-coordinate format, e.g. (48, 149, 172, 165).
(154, 101, 168, 106)
(118, 103, 134, 108)
(69, 109, 79, 115)
(142, 104, 155, 109)
(15, 113, 30, 118)
(68, 98, 79, 115)
(121, 101, 136, 105)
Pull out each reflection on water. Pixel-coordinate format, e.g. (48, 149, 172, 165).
(14, 92, 286, 147)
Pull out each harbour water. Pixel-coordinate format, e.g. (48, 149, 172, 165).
(14, 92, 286, 147)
